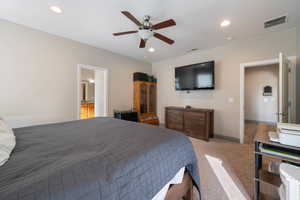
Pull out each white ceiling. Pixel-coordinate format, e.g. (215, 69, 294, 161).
(0, 0, 299, 63)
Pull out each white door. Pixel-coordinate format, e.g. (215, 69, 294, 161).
(278, 53, 290, 123)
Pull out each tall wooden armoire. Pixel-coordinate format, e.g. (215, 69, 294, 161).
(133, 80, 159, 125)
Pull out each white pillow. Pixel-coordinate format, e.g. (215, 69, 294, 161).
(0, 118, 16, 166)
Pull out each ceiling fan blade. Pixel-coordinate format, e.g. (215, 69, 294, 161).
(152, 19, 176, 30)
(153, 33, 174, 45)
(113, 31, 138, 36)
(139, 39, 146, 48)
(121, 11, 142, 26)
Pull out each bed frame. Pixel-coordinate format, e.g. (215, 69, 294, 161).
(165, 172, 194, 200)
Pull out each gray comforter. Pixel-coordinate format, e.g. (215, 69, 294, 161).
(0, 117, 200, 200)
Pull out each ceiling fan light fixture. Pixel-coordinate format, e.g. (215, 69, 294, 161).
(113, 11, 176, 48)
(148, 47, 155, 53)
(49, 5, 63, 14)
(138, 29, 153, 40)
(221, 20, 231, 27)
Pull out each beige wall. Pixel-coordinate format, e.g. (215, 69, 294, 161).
(81, 69, 94, 82)
(245, 65, 279, 123)
(152, 28, 297, 139)
(0, 19, 151, 128)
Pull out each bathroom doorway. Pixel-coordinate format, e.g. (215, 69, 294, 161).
(80, 69, 95, 119)
(77, 65, 108, 119)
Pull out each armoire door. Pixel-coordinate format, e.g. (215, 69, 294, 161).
(148, 83, 156, 113)
(139, 82, 148, 114)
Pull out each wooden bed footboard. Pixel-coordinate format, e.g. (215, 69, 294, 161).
(164, 172, 195, 200)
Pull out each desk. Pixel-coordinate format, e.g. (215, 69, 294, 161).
(254, 124, 300, 200)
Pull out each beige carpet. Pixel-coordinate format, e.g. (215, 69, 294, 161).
(191, 137, 252, 200)
(190, 121, 260, 200)
(191, 121, 279, 199)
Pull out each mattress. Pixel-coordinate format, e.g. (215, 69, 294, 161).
(0, 117, 200, 200)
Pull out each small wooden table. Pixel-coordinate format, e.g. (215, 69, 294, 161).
(254, 124, 300, 200)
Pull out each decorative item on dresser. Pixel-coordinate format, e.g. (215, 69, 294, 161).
(133, 72, 159, 125)
(165, 106, 214, 141)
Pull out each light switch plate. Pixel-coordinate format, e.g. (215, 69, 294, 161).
(228, 97, 234, 103)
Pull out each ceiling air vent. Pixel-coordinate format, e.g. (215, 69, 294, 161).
(186, 48, 199, 54)
(264, 16, 287, 28)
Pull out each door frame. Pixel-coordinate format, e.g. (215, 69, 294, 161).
(77, 64, 109, 119)
(239, 56, 296, 144)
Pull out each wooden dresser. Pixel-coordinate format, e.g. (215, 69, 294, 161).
(165, 107, 214, 141)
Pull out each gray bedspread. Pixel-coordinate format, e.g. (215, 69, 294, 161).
(0, 117, 200, 200)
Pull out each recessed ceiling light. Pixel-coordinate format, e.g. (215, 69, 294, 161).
(49, 6, 63, 14)
(221, 20, 231, 27)
(148, 47, 155, 53)
(226, 36, 233, 41)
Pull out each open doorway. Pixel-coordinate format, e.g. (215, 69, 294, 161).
(77, 65, 108, 119)
(80, 69, 95, 119)
(244, 64, 279, 143)
(240, 55, 296, 144)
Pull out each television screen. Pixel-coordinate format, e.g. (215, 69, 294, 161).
(175, 61, 215, 90)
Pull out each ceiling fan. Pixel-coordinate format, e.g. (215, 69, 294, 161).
(113, 11, 176, 48)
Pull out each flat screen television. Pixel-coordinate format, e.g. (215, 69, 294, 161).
(175, 61, 215, 90)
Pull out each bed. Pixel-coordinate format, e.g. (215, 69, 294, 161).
(0, 117, 200, 200)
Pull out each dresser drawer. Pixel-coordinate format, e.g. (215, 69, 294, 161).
(184, 111, 206, 121)
(166, 109, 184, 131)
(165, 107, 213, 141)
(184, 112, 207, 140)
